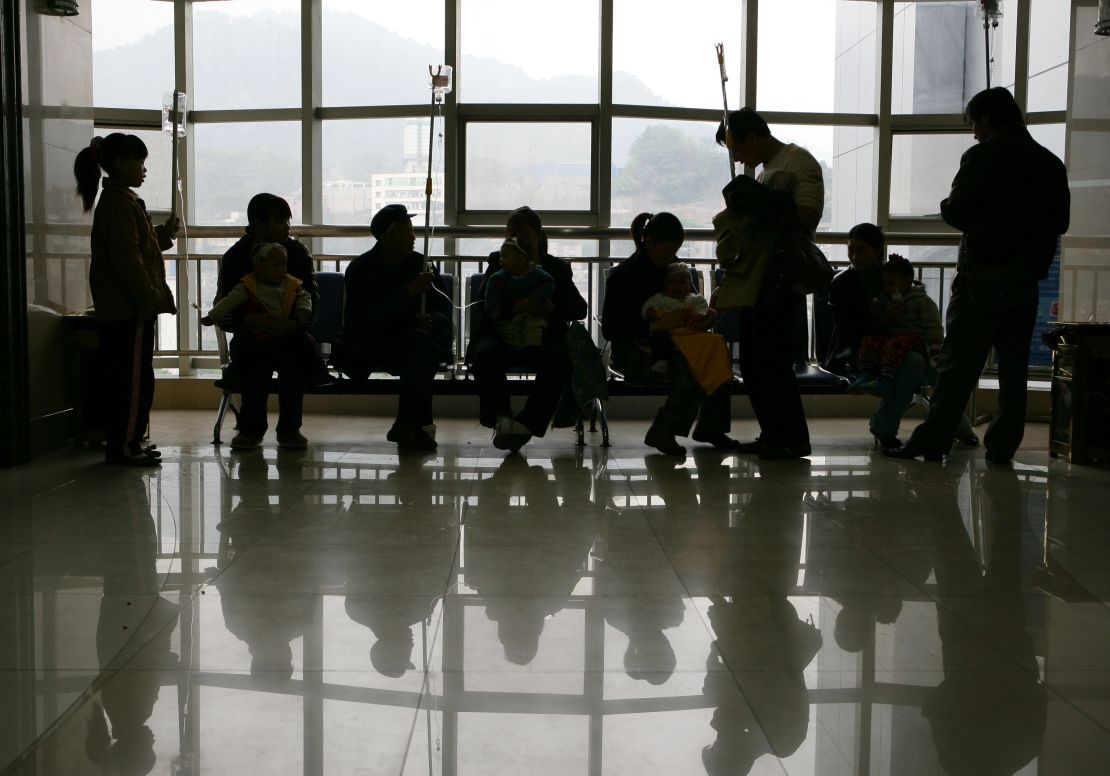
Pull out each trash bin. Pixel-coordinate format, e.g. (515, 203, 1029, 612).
(1044, 322, 1110, 464)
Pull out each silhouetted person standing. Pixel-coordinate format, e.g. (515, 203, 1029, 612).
(887, 88, 1070, 464)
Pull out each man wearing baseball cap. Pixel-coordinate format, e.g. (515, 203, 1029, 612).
(333, 204, 452, 450)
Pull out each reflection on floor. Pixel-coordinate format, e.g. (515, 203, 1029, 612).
(1, 413, 1109, 775)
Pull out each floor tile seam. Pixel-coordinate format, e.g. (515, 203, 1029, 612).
(1041, 682, 1110, 737)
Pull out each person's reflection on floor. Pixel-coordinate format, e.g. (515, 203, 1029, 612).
(923, 468, 1046, 776)
(213, 450, 314, 679)
(701, 463, 819, 775)
(85, 471, 178, 776)
(465, 454, 595, 666)
(345, 451, 457, 677)
(807, 480, 933, 654)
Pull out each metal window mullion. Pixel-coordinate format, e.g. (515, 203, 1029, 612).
(876, 0, 895, 230)
(447, 0, 461, 225)
(598, 0, 613, 230)
(1012, 0, 1031, 113)
(742, 0, 758, 108)
(303, 0, 323, 251)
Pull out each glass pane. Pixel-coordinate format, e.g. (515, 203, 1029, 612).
(93, 127, 174, 213)
(322, 0, 445, 106)
(1027, 0, 1071, 113)
(1029, 123, 1066, 161)
(611, 118, 727, 230)
(193, 122, 302, 226)
(890, 133, 972, 217)
(766, 124, 841, 232)
(460, 0, 599, 103)
(612, 0, 741, 109)
(893, 2, 1016, 115)
(465, 123, 592, 211)
(92, 0, 174, 110)
(831, 125, 878, 231)
(759, 1, 877, 113)
(322, 118, 445, 226)
(193, 0, 301, 110)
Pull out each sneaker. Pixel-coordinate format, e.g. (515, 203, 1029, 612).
(230, 433, 262, 451)
(492, 416, 531, 452)
(650, 359, 670, 375)
(732, 438, 764, 454)
(277, 431, 308, 449)
(644, 426, 686, 457)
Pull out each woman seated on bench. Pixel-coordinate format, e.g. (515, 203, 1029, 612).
(214, 193, 319, 450)
(825, 223, 978, 450)
(601, 212, 739, 457)
(466, 206, 588, 453)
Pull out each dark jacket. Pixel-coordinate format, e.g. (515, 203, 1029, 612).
(823, 264, 883, 371)
(464, 251, 587, 362)
(89, 180, 176, 322)
(338, 244, 452, 371)
(215, 235, 319, 333)
(601, 251, 665, 343)
(941, 126, 1069, 281)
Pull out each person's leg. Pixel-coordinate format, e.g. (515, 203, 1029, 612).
(748, 302, 810, 449)
(907, 283, 995, 455)
(126, 319, 157, 453)
(648, 330, 674, 369)
(515, 337, 571, 438)
(612, 341, 695, 455)
(879, 334, 918, 382)
(98, 318, 140, 459)
(856, 335, 882, 378)
(983, 289, 1038, 461)
(230, 333, 272, 442)
(393, 328, 443, 430)
(273, 339, 307, 441)
(870, 350, 927, 442)
(470, 334, 513, 428)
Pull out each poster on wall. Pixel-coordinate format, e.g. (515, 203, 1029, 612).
(1028, 238, 1063, 370)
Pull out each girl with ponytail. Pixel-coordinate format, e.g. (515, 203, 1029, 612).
(74, 133, 180, 466)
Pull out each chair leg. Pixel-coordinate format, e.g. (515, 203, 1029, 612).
(598, 400, 610, 447)
(213, 390, 231, 444)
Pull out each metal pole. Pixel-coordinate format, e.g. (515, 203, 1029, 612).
(170, 90, 181, 222)
(421, 68, 442, 315)
(984, 21, 991, 88)
(715, 44, 736, 179)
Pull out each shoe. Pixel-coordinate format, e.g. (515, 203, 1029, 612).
(730, 438, 764, 454)
(230, 433, 262, 451)
(691, 430, 742, 450)
(650, 359, 670, 375)
(492, 417, 531, 452)
(984, 450, 1012, 466)
(956, 431, 980, 447)
(309, 371, 336, 388)
(127, 444, 161, 459)
(277, 431, 308, 449)
(644, 427, 686, 457)
(882, 443, 944, 463)
(870, 378, 894, 399)
(848, 374, 876, 394)
(872, 434, 902, 451)
(388, 424, 437, 450)
(758, 442, 812, 460)
(105, 451, 161, 467)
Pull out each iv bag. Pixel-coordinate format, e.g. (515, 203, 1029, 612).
(429, 66, 453, 99)
(162, 92, 188, 137)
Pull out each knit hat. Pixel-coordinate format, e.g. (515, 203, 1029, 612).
(251, 241, 285, 264)
(665, 261, 691, 278)
(500, 237, 527, 256)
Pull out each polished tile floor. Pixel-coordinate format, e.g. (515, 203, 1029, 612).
(2, 412, 1109, 776)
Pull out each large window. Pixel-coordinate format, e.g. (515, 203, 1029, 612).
(85, 0, 1077, 369)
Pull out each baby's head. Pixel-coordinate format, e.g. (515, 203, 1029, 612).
(499, 237, 531, 276)
(663, 262, 692, 299)
(882, 254, 914, 297)
(252, 241, 289, 284)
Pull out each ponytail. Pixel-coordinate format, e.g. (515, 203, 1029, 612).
(73, 133, 149, 213)
(631, 211, 684, 254)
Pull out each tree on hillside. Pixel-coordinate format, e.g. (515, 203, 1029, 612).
(613, 125, 724, 203)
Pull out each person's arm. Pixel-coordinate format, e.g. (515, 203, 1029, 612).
(791, 151, 825, 237)
(292, 285, 313, 328)
(484, 273, 509, 318)
(546, 258, 588, 322)
(921, 296, 945, 358)
(532, 268, 556, 300)
(203, 284, 248, 325)
(940, 145, 987, 231)
(289, 241, 320, 325)
(601, 268, 650, 342)
(152, 215, 179, 251)
(215, 241, 251, 333)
